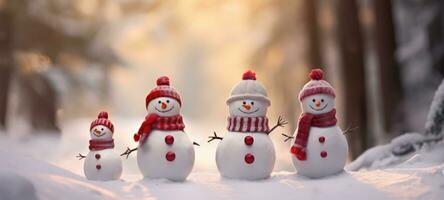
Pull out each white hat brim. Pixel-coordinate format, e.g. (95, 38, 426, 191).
(226, 94, 271, 106)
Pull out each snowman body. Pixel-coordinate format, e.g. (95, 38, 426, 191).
(216, 93, 275, 180)
(216, 131, 275, 180)
(137, 130, 195, 181)
(84, 149, 122, 181)
(291, 126, 347, 178)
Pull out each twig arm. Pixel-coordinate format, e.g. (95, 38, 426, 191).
(208, 131, 223, 143)
(281, 133, 294, 142)
(120, 147, 138, 159)
(76, 153, 86, 160)
(267, 116, 288, 135)
(343, 125, 358, 135)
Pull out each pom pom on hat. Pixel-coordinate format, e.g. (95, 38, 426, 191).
(97, 111, 108, 119)
(157, 76, 170, 86)
(90, 111, 114, 133)
(242, 70, 256, 80)
(309, 68, 324, 80)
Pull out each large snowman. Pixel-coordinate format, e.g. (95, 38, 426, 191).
(124, 76, 195, 181)
(289, 69, 348, 178)
(209, 70, 286, 180)
(79, 112, 122, 181)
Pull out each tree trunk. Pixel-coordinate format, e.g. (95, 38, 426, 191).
(304, 0, 323, 68)
(0, 8, 13, 130)
(372, 0, 403, 133)
(335, 0, 368, 158)
(18, 73, 60, 133)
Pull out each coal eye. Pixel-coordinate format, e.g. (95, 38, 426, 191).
(321, 99, 324, 102)
(166, 100, 170, 103)
(158, 101, 161, 104)
(251, 102, 255, 105)
(243, 101, 246, 105)
(101, 128, 104, 131)
(312, 99, 316, 102)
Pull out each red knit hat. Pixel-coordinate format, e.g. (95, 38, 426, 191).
(299, 69, 336, 101)
(145, 76, 182, 108)
(90, 111, 114, 133)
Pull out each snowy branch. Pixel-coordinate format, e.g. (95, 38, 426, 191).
(425, 79, 444, 136)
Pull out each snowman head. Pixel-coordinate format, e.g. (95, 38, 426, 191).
(299, 69, 336, 114)
(226, 70, 270, 117)
(229, 99, 268, 117)
(90, 125, 113, 140)
(89, 112, 114, 140)
(301, 94, 335, 114)
(145, 76, 182, 117)
(147, 97, 181, 116)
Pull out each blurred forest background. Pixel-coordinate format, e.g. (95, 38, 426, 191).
(0, 0, 444, 160)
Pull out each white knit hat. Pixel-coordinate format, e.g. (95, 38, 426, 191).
(226, 70, 270, 106)
(299, 69, 336, 101)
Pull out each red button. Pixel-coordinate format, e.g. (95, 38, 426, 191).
(319, 136, 325, 143)
(166, 151, 176, 161)
(320, 151, 328, 158)
(96, 164, 101, 170)
(95, 154, 101, 159)
(244, 136, 254, 146)
(165, 135, 174, 145)
(244, 153, 255, 164)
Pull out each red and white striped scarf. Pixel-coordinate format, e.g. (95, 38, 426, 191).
(226, 116, 269, 133)
(135, 114, 185, 145)
(89, 139, 114, 151)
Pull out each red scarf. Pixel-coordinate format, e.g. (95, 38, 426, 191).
(226, 116, 269, 133)
(293, 109, 337, 149)
(89, 139, 115, 151)
(134, 114, 185, 145)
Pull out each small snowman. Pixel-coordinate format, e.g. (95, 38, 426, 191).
(77, 112, 122, 181)
(208, 70, 286, 180)
(286, 69, 348, 178)
(121, 76, 196, 181)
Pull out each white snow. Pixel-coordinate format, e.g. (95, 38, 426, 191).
(425, 79, 444, 134)
(1, 119, 444, 200)
(346, 133, 442, 171)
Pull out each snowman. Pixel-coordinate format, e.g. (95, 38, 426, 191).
(121, 76, 195, 181)
(77, 112, 122, 181)
(208, 70, 286, 180)
(287, 69, 348, 178)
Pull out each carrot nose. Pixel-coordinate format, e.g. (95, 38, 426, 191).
(161, 102, 167, 109)
(243, 104, 251, 110)
(315, 101, 321, 107)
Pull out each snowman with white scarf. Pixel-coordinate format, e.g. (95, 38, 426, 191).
(208, 70, 286, 180)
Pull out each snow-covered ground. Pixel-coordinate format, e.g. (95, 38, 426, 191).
(1, 119, 444, 200)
